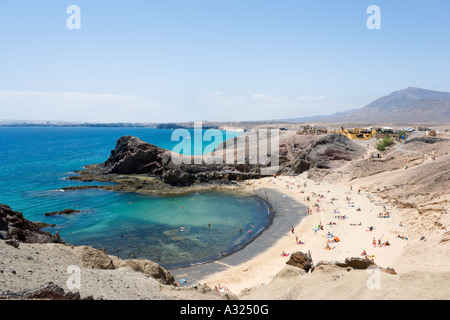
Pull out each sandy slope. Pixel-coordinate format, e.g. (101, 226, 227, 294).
(0, 241, 235, 300)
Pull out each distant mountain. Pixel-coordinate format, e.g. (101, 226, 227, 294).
(285, 87, 450, 124)
(280, 108, 360, 123)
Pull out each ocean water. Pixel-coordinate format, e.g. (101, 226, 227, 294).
(0, 127, 272, 268)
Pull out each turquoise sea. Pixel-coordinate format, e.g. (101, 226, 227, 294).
(0, 127, 272, 268)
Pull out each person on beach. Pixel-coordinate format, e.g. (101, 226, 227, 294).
(373, 238, 377, 247)
(318, 221, 323, 230)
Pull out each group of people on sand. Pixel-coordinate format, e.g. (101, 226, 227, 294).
(378, 211, 391, 218)
(360, 250, 375, 261)
(373, 237, 391, 247)
(281, 251, 290, 257)
(258, 176, 405, 275)
(327, 235, 340, 244)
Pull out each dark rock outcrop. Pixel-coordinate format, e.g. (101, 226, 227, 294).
(82, 133, 365, 187)
(307, 134, 366, 169)
(404, 137, 446, 145)
(0, 204, 62, 244)
(104, 135, 173, 175)
(312, 257, 397, 274)
(286, 252, 314, 272)
(44, 208, 81, 216)
(314, 257, 377, 270)
(280, 133, 366, 174)
(102, 135, 262, 186)
(0, 282, 94, 300)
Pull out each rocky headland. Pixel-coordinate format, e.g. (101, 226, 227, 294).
(65, 131, 366, 195)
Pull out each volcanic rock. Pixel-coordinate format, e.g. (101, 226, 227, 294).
(0, 204, 62, 244)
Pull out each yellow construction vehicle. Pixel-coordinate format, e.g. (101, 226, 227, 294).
(342, 129, 359, 140)
(355, 129, 373, 140)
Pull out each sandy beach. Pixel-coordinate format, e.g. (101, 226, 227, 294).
(196, 173, 409, 295)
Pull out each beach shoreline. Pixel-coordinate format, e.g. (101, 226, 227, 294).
(169, 184, 306, 286)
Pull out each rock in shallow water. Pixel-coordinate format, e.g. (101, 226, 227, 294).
(0, 204, 62, 244)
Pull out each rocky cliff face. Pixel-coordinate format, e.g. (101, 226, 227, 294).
(104, 135, 173, 175)
(0, 204, 62, 244)
(102, 135, 262, 186)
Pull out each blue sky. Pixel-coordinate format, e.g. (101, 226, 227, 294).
(0, 0, 449, 122)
